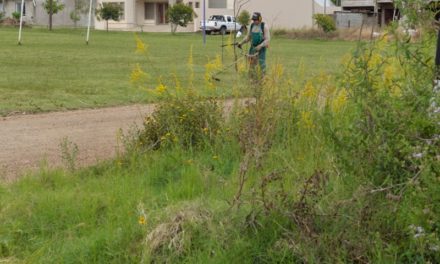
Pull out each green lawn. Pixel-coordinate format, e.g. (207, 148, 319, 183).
(0, 28, 354, 115)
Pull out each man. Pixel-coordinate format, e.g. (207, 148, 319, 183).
(238, 12, 270, 74)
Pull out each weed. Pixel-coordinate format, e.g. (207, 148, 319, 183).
(59, 137, 79, 172)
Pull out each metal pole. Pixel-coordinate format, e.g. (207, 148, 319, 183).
(86, 0, 93, 44)
(324, 0, 326, 14)
(203, 0, 206, 45)
(312, 0, 315, 28)
(18, 0, 25, 45)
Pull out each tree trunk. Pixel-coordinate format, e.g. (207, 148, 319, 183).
(106, 20, 108, 32)
(49, 0, 53, 31)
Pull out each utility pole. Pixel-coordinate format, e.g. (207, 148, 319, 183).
(324, 0, 327, 14)
(203, 0, 206, 45)
(18, 0, 25, 45)
(86, 0, 93, 44)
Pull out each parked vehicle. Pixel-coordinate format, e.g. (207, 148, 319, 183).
(200, 15, 241, 35)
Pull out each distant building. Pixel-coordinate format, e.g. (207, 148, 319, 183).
(94, 0, 342, 32)
(340, 0, 397, 27)
(0, 0, 93, 28)
(340, 0, 439, 27)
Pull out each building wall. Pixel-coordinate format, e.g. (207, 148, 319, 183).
(2, 0, 35, 23)
(236, 0, 340, 29)
(94, 0, 235, 32)
(1, 0, 93, 27)
(93, 0, 342, 32)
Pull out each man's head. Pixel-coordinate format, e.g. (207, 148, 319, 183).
(252, 12, 262, 25)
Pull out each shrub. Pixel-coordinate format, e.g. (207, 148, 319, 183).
(137, 94, 223, 150)
(12, 11, 20, 21)
(313, 14, 336, 33)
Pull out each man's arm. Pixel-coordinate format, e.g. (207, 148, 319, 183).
(238, 29, 251, 48)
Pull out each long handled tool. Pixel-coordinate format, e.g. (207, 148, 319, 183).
(220, 43, 239, 48)
(211, 51, 259, 82)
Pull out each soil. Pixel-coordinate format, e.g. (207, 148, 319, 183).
(0, 104, 154, 182)
(0, 100, 240, 182)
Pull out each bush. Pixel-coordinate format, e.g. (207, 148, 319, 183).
(0, 12, 5, 22)
(313, 14, 336, 33)
(137, 94, 223, 150)
(12, 11, 20, 21)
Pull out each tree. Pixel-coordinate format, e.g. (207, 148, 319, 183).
(70, 0, 88, 28)
(43, 0, 65, 31)
(95, 2, 122, 32)
(166, 3, 194, 34)
(237, 10, 250, 34)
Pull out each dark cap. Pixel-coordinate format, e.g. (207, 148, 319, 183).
(252, 12, 262, 21)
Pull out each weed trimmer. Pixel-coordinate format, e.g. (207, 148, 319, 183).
(211, 46, 259, 82)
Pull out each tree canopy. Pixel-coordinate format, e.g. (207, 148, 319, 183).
(95, 3, 123, 32)
(43, 0, 65, 30)
(166, 3, 195, 34)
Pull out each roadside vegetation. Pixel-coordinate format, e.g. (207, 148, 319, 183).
(1, 5, 439, 262)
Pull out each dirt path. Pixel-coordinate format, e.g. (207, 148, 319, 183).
(0, 105, 155, 182)
(0, 100, 241, 182)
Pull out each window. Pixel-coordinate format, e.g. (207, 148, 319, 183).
(195, 1, 199, 8)
(208, 0, 226, 8)
(117, 2, 124, 20)
(188, 1, 192, 8)
(156, 3, 168, 24)
(144, 3, 154, 20)
(15, 2, 25, 16)
(210, 15, 225, 22)
(227, 16, 231, 22)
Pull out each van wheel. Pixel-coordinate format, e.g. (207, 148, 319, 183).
(206, 30, 212, 35)
(220, 26, 226, 35)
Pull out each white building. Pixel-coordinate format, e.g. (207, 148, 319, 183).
(94, 0, 341, 32)
(0, 0, 93, 27)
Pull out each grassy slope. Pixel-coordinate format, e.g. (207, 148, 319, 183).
(0, 28, 353, 115)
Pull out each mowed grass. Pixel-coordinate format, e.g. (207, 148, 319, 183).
(0, 27, 354, 115)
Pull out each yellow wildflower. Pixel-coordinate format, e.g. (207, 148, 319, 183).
(130, 64, 148, 84)
(300, 111, 315, 129)
(205, 55, 223, 89)
(138, 216, 146, 225)
(135, 35, 148, 54)
(155, 83, 167, 94)
(332, 89, 348, 113)
(302, 81, 316, 98)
